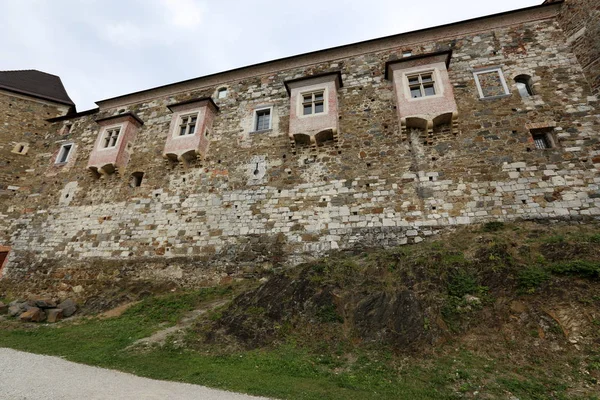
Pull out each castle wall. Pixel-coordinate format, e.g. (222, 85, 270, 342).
(554, 0, 600, 94)
(2, 5, 599, 282)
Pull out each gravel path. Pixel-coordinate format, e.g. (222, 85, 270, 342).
(0, 348, 271, 400)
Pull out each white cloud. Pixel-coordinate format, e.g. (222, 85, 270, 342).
(101, 21, 147, 47)
(159, 0, 206, 29)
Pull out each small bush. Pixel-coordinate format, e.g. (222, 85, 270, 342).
(448, 270, 484, 297)
(316, 304, 343, 323)
(549, 260, 600, 279)
(543, 235, 565, 244)
(517, 266, 550, 292)
(587, 234, 600, 243)
(482, 221, 505, 232)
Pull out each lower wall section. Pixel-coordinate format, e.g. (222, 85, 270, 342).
(4, 161, 600, 279)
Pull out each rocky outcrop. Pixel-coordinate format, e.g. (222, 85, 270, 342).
(7, 298, 77, 323)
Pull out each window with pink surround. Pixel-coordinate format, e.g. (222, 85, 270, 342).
(284, 72, 342, 152)
(163, 97, 218, 164)
(87, 113, 143, 177)
(386, 51, 459, 142)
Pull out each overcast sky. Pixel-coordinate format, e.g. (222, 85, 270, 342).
(1, 0, 541, 111)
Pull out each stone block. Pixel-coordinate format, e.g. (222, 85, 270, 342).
(57, 299, 77, 317)
(19, 307, 46, 322)
(46, 308, 64, 323)
(34, 299, 57, 309)
(8, 305, 22, 317)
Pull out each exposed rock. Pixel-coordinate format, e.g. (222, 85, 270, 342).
(8, 305, 22, 317)
(354, 290, 426, 347)
(212, 265, 434, 349)
(57, 299, 77, 317)
(510, 300, 527, 314)
(46, 308, 63, 323)
(464, 295, 481, 305)
(34, 299, 57, 309)
(19, 307, 46, 322)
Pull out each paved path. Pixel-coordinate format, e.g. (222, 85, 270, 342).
(0, 348, 271, 400)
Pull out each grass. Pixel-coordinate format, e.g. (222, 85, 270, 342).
(1, 221, 600, 399)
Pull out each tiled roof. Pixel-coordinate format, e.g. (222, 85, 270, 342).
(0, 69, 74, 106)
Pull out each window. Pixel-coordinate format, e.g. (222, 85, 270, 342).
(130, 171, 144, 187)
(515, 75, 534, 98)
(407, 72, 436, 98)
(254, 108, 272, 131)
(12, 142, 28, 155)
(473, 67, 510, 99)
(302, 91, 325, 115)
(178, 114, 198, 136)
(217, 87, 228, 99)
(103, 128, 120, 148)
(402, 50, 412, 58)
(56, 143, 73, 163)
(530, 128, 554, 149)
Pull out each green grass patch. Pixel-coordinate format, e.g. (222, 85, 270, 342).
(518, 266, 551, 293)
(549, 260, 600, 279)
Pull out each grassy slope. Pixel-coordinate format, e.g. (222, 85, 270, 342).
(0, 221, 599, 400)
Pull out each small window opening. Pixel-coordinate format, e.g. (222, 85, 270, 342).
(130, 172, 144, 187)
(179, 114, 197, 136)
(429, 176, 433, 181)
(18, 145, 25, 153)
(402, 50, 412, 57)
(217, 87, 228, 99)
(407, 73, 436, 98)
(56, 144, 72, 164)
(255, 108, 271, 131)
(530, 128, 554, 149)
(103, 127, 121, 148)
(515, 75, 534, 98)
(302, 91, 325, 115)
(65, 124, 72, 134)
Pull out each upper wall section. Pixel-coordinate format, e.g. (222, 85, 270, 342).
(93, 2, 565, 111)
(552, 0, 600, 94)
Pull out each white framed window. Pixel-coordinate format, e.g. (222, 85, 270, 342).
(102, 127, 121, 148)
(407, 72, 436, 98)
(473, 67, 510, 99)
(56, 143, 73, 164)
(177, 113, 198, 136)
(217, 87, 228, 99)
(302, 91, 325, 115)
(253, 107, 272, 131)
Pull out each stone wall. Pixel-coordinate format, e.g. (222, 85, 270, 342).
(1, 3, 599, 283)
(0, 91, 70, 267)
(555, 0, 600, 94)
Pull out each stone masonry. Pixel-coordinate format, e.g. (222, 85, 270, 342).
(0, 1, 599, 285)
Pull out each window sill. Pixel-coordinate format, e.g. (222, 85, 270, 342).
(250, 129, 272, 135)
(478, 94, 511, 101)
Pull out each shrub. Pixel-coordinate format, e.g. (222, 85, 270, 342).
(549, 260, 600, 279)
(447, 270, 484, 297)
(482, 221, 505, 232)
(517, 266, 550, 292)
